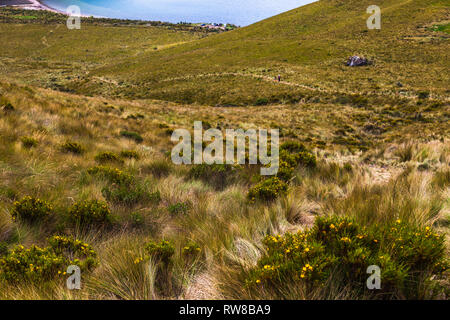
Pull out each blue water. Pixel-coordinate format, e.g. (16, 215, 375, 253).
(41, 0, 315, 26)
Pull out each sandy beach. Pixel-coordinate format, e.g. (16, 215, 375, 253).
(0, 0, 63, 13)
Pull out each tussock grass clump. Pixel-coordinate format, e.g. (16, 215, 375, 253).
(0, 236, 98, 283)
(68, 200, 111, 226)
(395, 142, 415, 162)
(248, 177, 288, 202)
(144, 160, 172, 178)
(94, 151, 124, 165)
(60, 141, 85, 155)
(120, 130, 143, 143)
(247, 216, 448, 299)
(11, 196, 53, 223)
(20, 136, 38, 149)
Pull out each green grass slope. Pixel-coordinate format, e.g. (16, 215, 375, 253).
(86, 0, 449, 105)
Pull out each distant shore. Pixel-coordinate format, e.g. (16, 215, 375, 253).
(0, 0, 63, 14)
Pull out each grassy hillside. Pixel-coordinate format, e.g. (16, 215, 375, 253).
(1, 79, 449, 299)
(84, 0, 449, 105)
(0, 0, 449, 300)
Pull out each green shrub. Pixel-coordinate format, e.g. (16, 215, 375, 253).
(68, 200, 111, 225)
(246, 216, 448, 299)
(21, 136, 38, 148)
(168, 201, 191, 215)
(120, 130, 143, 143)
(276, 161, 295, 181)
(248, 177, 288, 202)
(11, 196, 53, 222)
(278, 142, 317, 175)
(145, 240, 175, 264)
(120, 150, 140, 160)
(0, 236, 98, 283)
(188, 163, 236, 190)
(102, 184, 160, 207)
(280, 141, 307, 154)
(94, 151, 124, 164)
(87, 166, 133, 185)
(60, 141, 84, 154)
(255, 98, 269, 106)
(47, 235, 98, 271)
(297, 151, 317, 168)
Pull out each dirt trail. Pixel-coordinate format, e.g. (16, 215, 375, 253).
(159, 71, 425, 101)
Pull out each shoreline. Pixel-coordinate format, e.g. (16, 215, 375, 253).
(1, 0, 65, 14)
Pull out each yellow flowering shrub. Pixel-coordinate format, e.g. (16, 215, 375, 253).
(11, 196, 53, 222)
(68, 200, 111, 225)
(275, 141, 317, 182)
(247, 216, 448, 299)
(0, 236, 98, 283)
(248, 177, 288, 202)
(182, 241, 202, 257)
(145, 240, 175, 264)
(94, 151, 124, 165)
(87, 166, 133, 185)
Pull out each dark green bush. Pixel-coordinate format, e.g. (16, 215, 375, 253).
(120, 150, 140, 160)
(60, 141, 84, 154)
(11, 196, 53, 222)
(248, 177, 288, 202)
(280, 141, 307, 154)
(255, 98, 269, 106)
(94, 151, 124, 164)
(297, 151, 317, 168)
(418, 91, 430, 99)
(247, 216, 448, 299)
(102, 184, 160, 207)
(68, 200, 111, 225)
(21, 136, 38, 148)
(120, 130, 143, 143)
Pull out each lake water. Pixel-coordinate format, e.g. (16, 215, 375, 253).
(41, 0, 315, 26)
